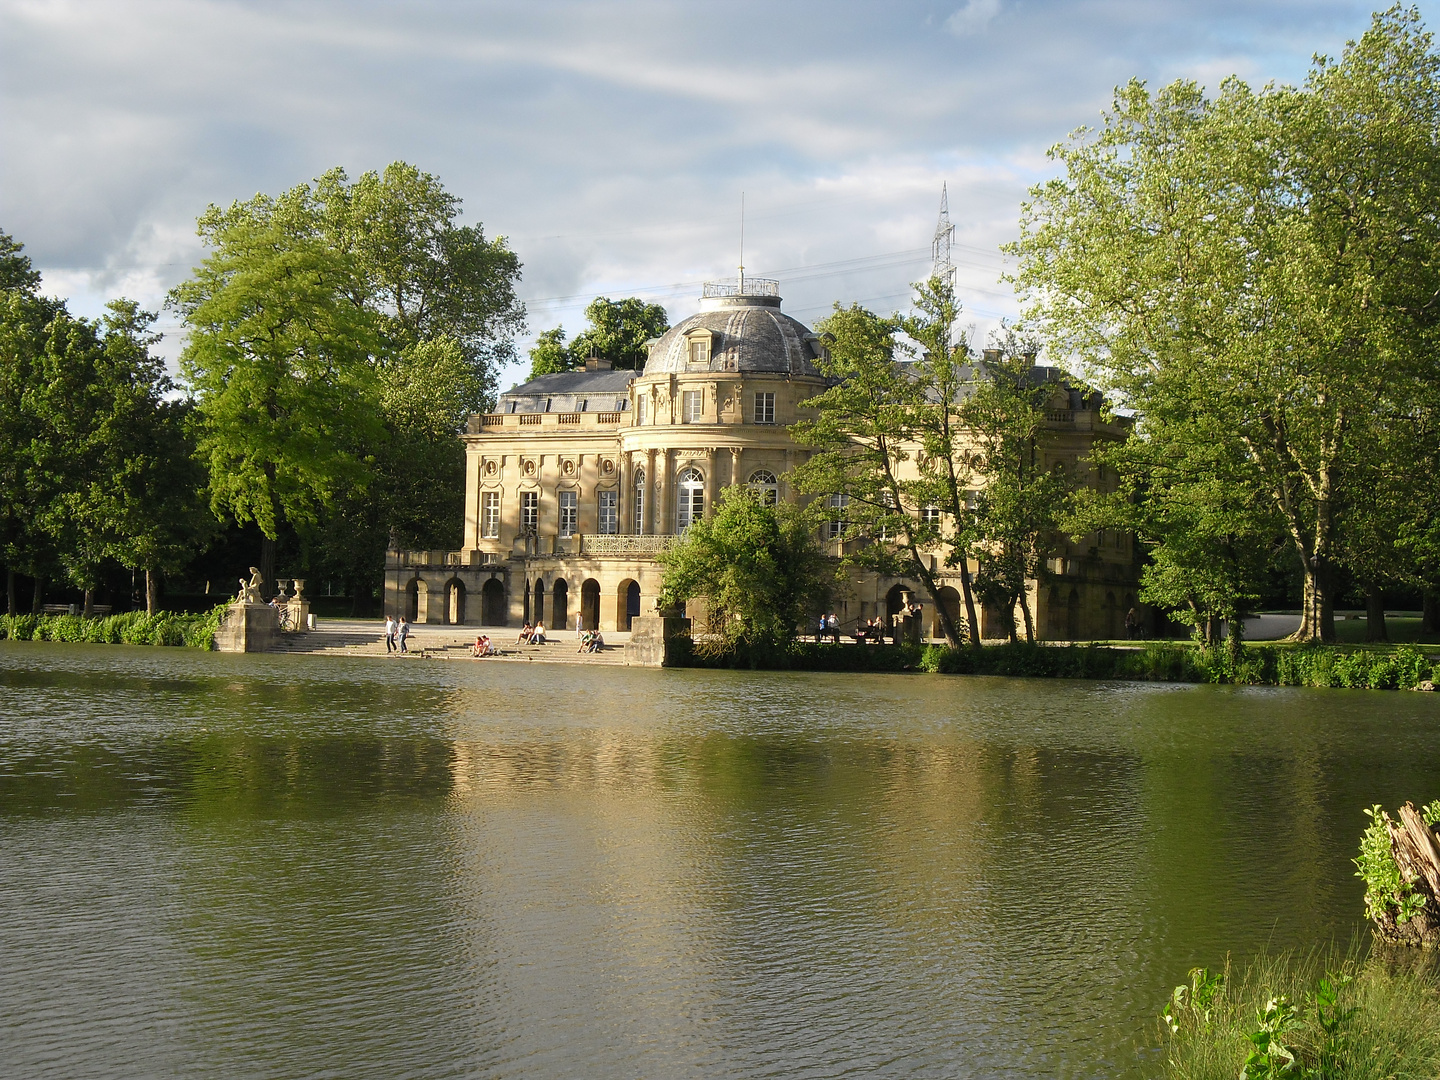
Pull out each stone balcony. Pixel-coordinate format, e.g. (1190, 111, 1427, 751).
(468, 411, 624, 434)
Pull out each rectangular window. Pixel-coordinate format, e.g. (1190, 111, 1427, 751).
(682, 390, 702, 423)
(598, 490, 618, 535)
(688, 338, 709, 365)
(559, 490, 577, 537)
(922, 505, 941, 526)
(827, 493, 848, 540)
(521, 491, 538, 533)
(754, 391, 775, 424)
(635, 396, 647, 426)
(481, 491, 500, 539)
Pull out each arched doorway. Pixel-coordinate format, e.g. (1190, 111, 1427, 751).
(481, 579, 506, 626)
(405, 578, 428, 622)
(619, 579, 641, 630)
(748, 469, 779, 505)
(1066, 588, 1081, 640)
(885, 584, 907, 642)
(933, 586, 962, 641)
(532, 579, 545, 626)
(676, 467, 704, 529)
(581, 579, 600, 631)
(445, 579, 466, 625)
(552, 578, 568, 631)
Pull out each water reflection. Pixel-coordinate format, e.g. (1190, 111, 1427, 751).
(1, 643, 1439, 1078)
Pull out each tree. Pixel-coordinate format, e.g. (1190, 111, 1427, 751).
(956, 334, 1073, 643)
(527, 297, 669, 378)
(314, 162, 526, 412)
(0, 232, 65, 612)
(171, 205, 383, 598)
(1011, 9, 1440, 643)
(659, 485, 831, 655)
(789, 303, 967, 648)
(900, 277, 983, 648)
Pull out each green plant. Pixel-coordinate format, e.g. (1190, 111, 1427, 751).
(1165, 967, 1227, 1034)
(1240, 995, 1299, 1079)
(1355, 804, 1426, 926)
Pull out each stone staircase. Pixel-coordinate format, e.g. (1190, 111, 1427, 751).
(264, 621, 628, 665)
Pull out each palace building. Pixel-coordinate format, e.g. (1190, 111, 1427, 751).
(383, 277, 1141, 641)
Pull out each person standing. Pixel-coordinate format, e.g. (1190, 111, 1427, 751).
(1124, 607, 1139, 641)
(575, 610, 583, 635)
(384, 614, 396, 654)
(397, 616, 410, 654)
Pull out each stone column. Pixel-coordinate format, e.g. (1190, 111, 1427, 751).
(703, 447, 717, 520)
(730, 446, 742, 488)
(618, 453, 630, 536)
(781, 448, 795, 503)
(656, 450, 672, 534)
(644, 448, 657, 534)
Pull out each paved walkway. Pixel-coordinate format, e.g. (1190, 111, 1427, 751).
(268, 619, 632, 665)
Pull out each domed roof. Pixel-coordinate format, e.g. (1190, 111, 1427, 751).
(644, 285, 823, 377)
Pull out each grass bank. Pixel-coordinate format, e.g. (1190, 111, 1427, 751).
(0, 604, 229, 650)
(673, 638, 1439, 690)
(1158, 947, 1440, 1080)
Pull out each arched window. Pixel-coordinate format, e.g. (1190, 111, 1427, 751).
(748, 470, 779, 506)
(676, 468, 704, 530)
(633, 468, 646, 534)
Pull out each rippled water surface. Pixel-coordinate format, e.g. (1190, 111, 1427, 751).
(3, 642, 1439, 1078)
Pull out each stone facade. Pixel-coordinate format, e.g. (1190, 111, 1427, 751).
(384, 279, 1142, 641)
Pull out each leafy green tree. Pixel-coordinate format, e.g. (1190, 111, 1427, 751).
(312, 162, 525, 413)
(956, 334, 1073, 643)
(527, 297, 669, 378)
(526, 327, 570, 379)
(659, 485, 831, 654)
(900, 276, 983, 648)
(0, 232, 65, 612)
(789, 303, 967, 647)
(1011, 9, 1440, 643)
(171, 205, 383, 597)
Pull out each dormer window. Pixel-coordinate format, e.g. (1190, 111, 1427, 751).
(686, 330, 712, 366)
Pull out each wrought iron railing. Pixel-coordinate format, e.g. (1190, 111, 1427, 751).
(703, 277, 779, 298)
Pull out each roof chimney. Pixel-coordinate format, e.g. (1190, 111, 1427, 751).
(982, 348, 1001, 364)
(585, 357, 611, 371)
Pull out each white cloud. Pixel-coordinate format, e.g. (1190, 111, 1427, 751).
(946, 0, 1002, 37)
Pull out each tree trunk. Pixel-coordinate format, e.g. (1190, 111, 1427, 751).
(145, 569, 160, 616)
(82, 588, 94, 619)
(958, 558, 982, 650)
(259, 535, 277, 602)
(1225, 618, 1244, 669)
(1423, 591, 1439, 635)
(5, 569, 14, 616)
(1205, 613, 1222, 651)
(31, 576, 43, 615)
(1365, 586, 1388, 643)
(1019, 588, 1035, 644)
(1295, 558, 1337, 643)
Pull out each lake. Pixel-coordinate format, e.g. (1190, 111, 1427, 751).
(2, 642, 1437, 1078)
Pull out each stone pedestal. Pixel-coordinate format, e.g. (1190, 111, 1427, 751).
(623, 615, 692, 667)
(213, 602, 282, 653)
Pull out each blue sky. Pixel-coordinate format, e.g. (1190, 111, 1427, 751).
(0, 0, 1401, 389)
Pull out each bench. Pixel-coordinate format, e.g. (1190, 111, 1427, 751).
(40, 604, 113, 617)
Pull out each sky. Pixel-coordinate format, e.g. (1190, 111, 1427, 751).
(0, 0, 1407, 392)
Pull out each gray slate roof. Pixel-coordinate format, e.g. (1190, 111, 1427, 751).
(497, 368, 639, 414)
(644, 300, 823, 377)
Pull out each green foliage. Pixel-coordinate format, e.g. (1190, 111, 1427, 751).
(527, 297, 669, 378)
(660, 485, 832, 654)
(1012, 10, 1440, 644)
(1158, 949, 1440, 1080)
(1352, 802, 1440, 933)
(0, 603, 227, 650)
(669, 636, 925, 673)
(526, 327, 570, 378)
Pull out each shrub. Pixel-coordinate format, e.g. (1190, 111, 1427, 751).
(0, 604, 226, 650)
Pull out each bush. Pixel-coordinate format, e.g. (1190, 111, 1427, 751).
(0, 603, 227, 651)
(1159, 948, 1440, 1080)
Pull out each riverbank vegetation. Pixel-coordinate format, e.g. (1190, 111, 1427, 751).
(672, 637, 1438, 690)
(1157, 949, 1440, 1080)
(0, 604, 227, 650)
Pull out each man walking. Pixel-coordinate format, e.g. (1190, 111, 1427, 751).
(384, 614, 396, 654)
(397, 616, 410, 654)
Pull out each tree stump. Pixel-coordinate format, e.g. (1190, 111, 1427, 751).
(1372, 802, 1440, 947)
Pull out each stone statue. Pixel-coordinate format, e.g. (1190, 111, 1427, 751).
(236, 567, 264, 605)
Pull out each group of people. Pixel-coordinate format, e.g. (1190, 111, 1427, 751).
(383, 615, 412, 654)
(853, 616, 893, 644)
(516, 621, 547, 645)
(577, 629, 605, 653)
(814, 613, 842, 643)
(470, 634, 496, 657)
